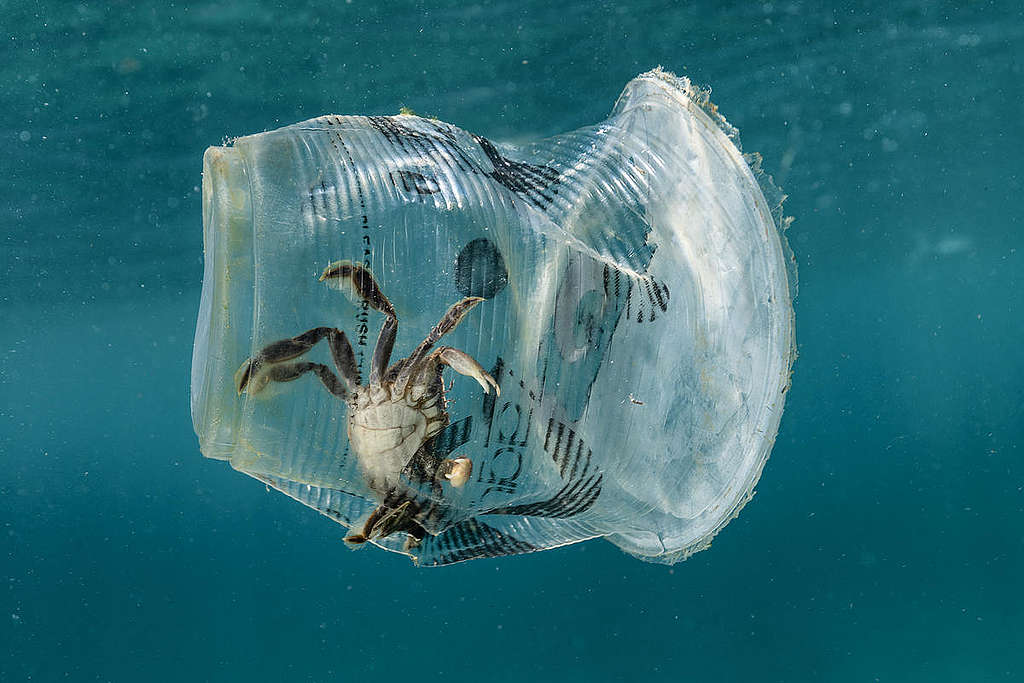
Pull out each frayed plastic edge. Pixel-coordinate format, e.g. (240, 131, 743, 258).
(617, 67, 799, 566)
(633, 67, 798, 304)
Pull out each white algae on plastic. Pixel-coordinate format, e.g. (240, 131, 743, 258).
(191, 69, 796, 566)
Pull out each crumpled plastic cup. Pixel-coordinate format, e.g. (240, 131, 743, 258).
(191, 68, 796, 566)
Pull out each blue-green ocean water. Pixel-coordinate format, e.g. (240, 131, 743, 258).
(3, 1, 1022, 680)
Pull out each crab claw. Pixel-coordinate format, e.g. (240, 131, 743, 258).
(438, 347, 501, 396)
(234, 358, 269, 394)
(442, 457, 473, 488)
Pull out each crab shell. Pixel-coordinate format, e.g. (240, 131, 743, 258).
(346, 381, 447, 496)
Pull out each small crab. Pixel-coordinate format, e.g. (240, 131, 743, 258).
(235, 259, 499, 550)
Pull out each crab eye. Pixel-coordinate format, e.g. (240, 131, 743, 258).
(193, 69, 796, 567)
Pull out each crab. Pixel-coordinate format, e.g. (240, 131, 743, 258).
(234, 259, 499, 550)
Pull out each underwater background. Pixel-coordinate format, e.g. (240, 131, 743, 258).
(2, 0, 1022, 680)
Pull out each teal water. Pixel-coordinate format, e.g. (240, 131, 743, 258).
(3, 1, 1022, 680)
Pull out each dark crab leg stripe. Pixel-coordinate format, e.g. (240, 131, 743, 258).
(396, 296, 484, 390)
(237, 326, 359, 394)
(319, 261, 396, 317)
(371, 315, 398, 387)
(264, 361, 350, 398)
(327, 328, 361, 393)
(320, 260, 398, 386)
(421, 297, 485, 350)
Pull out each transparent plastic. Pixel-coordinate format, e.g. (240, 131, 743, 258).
(191, 69, 796, 566)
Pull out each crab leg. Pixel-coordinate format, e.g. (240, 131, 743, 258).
(431, 346, 501, 396)
(319, 260, 398, 387)
(396, 296, 485, 391)
(371, 316, 398, 387)
(259, 361, 350, 398)
(235, 326, 359, 395)
(344, 501, 425, 547)
(343, 506, 384, 545)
